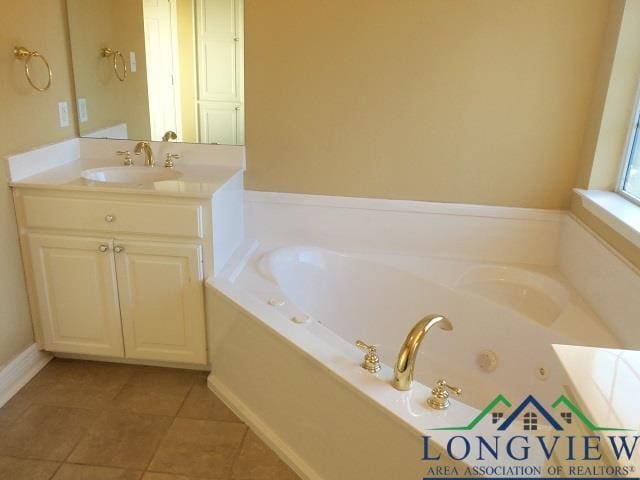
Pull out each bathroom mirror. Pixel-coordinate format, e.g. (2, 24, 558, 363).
(66, 0, 244, 145)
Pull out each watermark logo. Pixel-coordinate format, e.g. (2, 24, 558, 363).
(422, 394, 638, 479)
(431, 394, 631, 432)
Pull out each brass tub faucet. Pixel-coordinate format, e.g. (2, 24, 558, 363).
(392, 315, 452, 391)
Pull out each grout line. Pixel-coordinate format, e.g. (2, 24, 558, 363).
(174, 414, 244, 424)
(4, 360, 273, 479)
(47, 459, 64, 480)
(139, 373, 201, 472)
(60, 406, 104, 466)
(173, 379, 197, 418)
(227, 426, 250, 480)
(141, 414, 177, 472)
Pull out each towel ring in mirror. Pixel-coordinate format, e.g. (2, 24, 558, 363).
(13, 46, 52, 92)
(101, 47, 127, 82)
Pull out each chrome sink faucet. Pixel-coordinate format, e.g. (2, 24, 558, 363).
(392, 315, 452, 391)
(134, 141, 154, 167)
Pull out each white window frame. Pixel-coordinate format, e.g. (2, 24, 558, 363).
(617, 79, 640, 207)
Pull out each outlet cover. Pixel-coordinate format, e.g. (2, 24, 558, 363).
(58, 101, 70, 128)
(78, 98, 88, 123)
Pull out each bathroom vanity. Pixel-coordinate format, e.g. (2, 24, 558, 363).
(7, 138, 244, 367)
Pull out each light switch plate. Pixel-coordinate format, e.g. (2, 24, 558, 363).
(130, 51, 137, 73)
(58, 101, 70, 128)
(78, 98, 88, 123)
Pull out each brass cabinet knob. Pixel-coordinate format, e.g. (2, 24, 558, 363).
(114, 246, 125, 253)
(105, 214, 115, 223)
(98, 244, 109, 253)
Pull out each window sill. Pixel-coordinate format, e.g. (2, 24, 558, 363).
(574, 189, 640, 248)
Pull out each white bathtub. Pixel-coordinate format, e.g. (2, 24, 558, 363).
(206, 241, 619, 479)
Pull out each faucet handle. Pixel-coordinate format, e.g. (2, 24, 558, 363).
(427, 379, 462, 410)
(165, 153, 180, 169)
(116, 150, 133, 166)
(438, 379, 462, 395)
(355, 340, 381, 373)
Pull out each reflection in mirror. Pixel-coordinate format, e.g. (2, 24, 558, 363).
(66, 0, 244, 145)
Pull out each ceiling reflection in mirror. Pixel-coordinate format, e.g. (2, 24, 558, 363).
(66, 0, 244, 145)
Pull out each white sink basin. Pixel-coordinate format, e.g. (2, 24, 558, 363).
(81, 166, 183, 185)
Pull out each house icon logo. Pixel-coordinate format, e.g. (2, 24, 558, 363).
(431, 394, 632, 432)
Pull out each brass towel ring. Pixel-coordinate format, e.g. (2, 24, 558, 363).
(101, 47, 127, 82)
(13, 46, 52, 92)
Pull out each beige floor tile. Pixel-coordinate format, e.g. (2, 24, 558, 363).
(231, 431, 300, 480)
(0, 404, 98, 461)
(110, 369, 199, 417)
(1, 359, 133, 417)
(149, 418, 247, 478)
(29, 359, 135, 392)
(16, 381, 121, 411)
(141, 473, 192, 480)
(177, 380, 241, 423)
(68, 410, 172, 470)
(0, 455, 60, 480)
(0, 392, 31, 426)
(53, 463, 143, 480)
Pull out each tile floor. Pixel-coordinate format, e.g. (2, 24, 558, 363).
(0, 358, 301, 480)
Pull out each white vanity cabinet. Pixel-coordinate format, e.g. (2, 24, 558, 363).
(114, 240, 206, 364)
(27, 234, 125, 357)
(13, 189, 218, 366)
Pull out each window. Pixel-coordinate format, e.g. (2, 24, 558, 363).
(620, 106, 640, 203)
(492, 412, 504, 424)
(561, 412, 573, 424)
(523, 412, 538, 431)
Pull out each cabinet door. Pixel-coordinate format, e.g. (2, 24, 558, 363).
(28, 234, 124, 356)
(114, 240, 207, 364)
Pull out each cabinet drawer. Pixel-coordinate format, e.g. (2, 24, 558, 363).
(21, 195, 204, 238)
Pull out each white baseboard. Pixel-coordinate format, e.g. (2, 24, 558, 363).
(207, 375, 323, 480)
(0, 344, 52, 407)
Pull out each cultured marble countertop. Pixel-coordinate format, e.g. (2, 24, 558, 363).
(9, 157, 243, 199)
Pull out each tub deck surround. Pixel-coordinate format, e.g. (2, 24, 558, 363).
(244, 191, 566, 266)
(559, 216, 640, 349)
(553, 344, 640, 471)
(205, 192, 638, 479)
(207, 242, 620, 478)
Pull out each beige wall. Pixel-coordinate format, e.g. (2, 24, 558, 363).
(177, 0, 198, 143)
(67, 0, 151, 139)
(244, 0, 611, 209)
(0, 0, 77, 367)
(572, 0, 640, 270)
